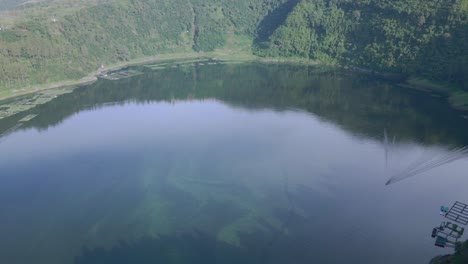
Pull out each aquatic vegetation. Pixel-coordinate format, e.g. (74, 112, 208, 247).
(1, 63, 467, 264)
(0, 87, 74, 120)
(74, 231, 256, 264)
(450, 92, 468, 111)
(18, 114, 36, 122)
(143, 59, 215, 71)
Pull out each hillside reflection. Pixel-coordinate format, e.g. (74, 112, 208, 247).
(1, 63, 467, 146)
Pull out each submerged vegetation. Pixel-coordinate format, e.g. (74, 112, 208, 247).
(0, 86, 74, 120)
(0, 61, 467, 264)
(0, 0, 466, 110)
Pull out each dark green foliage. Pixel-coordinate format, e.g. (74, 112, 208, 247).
(219, 0, 289, 35)
(193, 29, 226, 52)
(192, 2, 227, 51)
(0, 0, 466, 92)
(453, 239, 468, 264)
(255, 0, 300, 42)
(190, 0, 284, 51)
(0, 0, 281, 90)
(0, 0, 196, 88)
(0, 30, 18, 42)
(255, 0, 467, 88)
(255, 0, 355, 62)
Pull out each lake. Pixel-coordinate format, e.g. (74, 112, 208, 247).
(0, 63, 467, 264)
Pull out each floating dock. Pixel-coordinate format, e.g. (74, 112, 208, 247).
(98, 69, 143, 80)
(431, 201, 467, 248)
(445, 201, 468, 225)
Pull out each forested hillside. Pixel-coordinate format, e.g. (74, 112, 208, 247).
(255, 0, 468, 91)
(0, 0, 467, 97)
(0, 0, 284, 93)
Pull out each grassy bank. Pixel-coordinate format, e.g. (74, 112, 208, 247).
(0, 33, 319, 102)
(403, 78, 468, 111)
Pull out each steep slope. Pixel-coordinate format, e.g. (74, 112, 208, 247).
(255, 0, 468, 90)
(0, 0, 467, 99)
(0, 0, 285, 95)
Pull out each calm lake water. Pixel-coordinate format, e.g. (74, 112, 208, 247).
(0, 63, 467, 264)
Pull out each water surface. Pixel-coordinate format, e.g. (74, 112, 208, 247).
(0, 63, 467, 264)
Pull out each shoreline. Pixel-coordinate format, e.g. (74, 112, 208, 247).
(0, 53, 466, 113)
(0, 75, 98, 102)
(0, 53, 211, 102)
(0, 52, 319, 102)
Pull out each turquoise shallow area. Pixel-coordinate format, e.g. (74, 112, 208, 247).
(0, 63, 467, 264)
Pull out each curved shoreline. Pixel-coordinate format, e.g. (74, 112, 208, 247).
(0, 53, 466, 113)
(0, 52, 316, 102)
(0, 53, 210, 102)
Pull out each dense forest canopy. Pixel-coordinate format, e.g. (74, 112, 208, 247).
(0, 0, 467, 94)
(257, 0, 468, 88)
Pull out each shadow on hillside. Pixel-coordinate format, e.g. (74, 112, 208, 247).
(254, 0, 300, 43)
